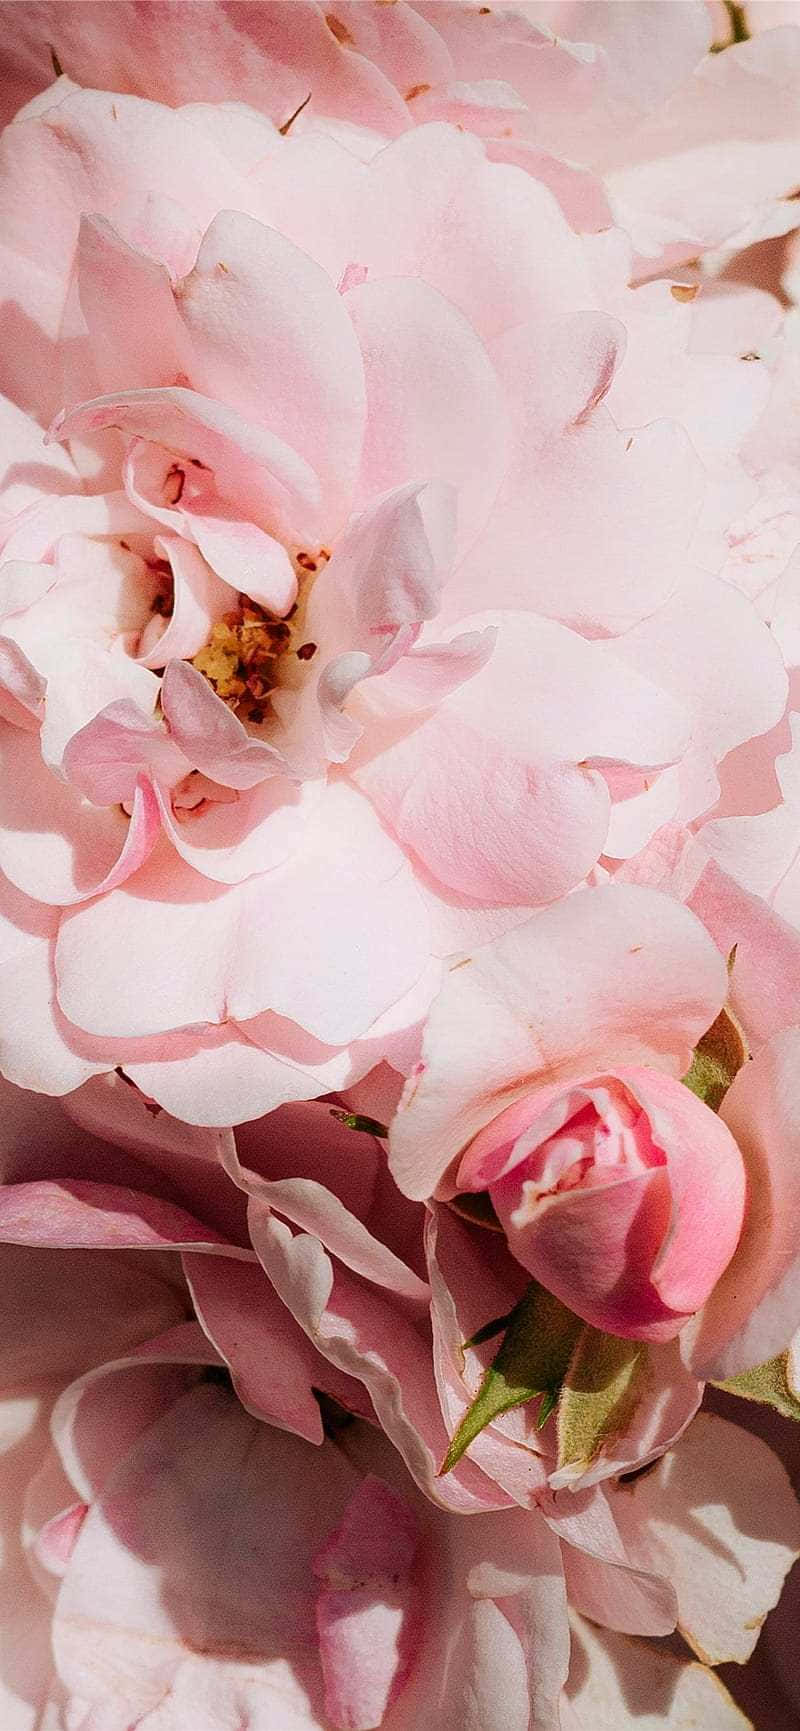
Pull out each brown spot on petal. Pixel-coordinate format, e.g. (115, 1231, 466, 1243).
(405, 82, 431, 101)
(326, 12, 353, 44)
(164, 464, 185, 504)
(297, 641, 317, 661)
(670, 283, 699, 303)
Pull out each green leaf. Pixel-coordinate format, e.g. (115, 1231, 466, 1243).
(440, 1282, 582, 1475)
(683, 1004, 748, 1112)
(329, 1110, 389, 1139)
(556, 1327, 646, 1472)
(713, 1354, 800, 1422)
(462, 1310, 513, 1351)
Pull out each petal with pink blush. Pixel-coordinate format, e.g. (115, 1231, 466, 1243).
(160, 657, 288, 789)
(688, 857, 800, 1050)
(390, 885, 727, 1200)
(491, 1155, 678, 1342)
(437, 610, 690, 773)
(37, 639, 159, 775)
(685, 1029, 800, 1379)
(63, 703, 188, 807)
(184, 1253, 368, 1443)
(175, 209, 367, 531)
(126, 1025, 358, 1128)
(323, 479, 455, 641)
(249, 1205, 504, 1515)
(453, 314, 704, 633)
(0, 876, 104, 1096)
(482, 1069, 745, 1340)
(0, 726, 160, 907)
(190, 510, 299, 614)
(157, 775, 316, 889)
(614, 575, 788, 764)
(313, 1476, 419, 1731)
(76, 213, 188, 392)
(0, 1388, 60, 1725)
(0, 558, 56, 622)
(354, 123, 595, 342)
(135, 535, 237, 669)
(559, 1541, 677, 1640)
(369, 628, 496, 717)
(233, 1168, 430, 1308)
(0, 1237, 190, 1390)
(611, 1412, 800, 1665)
(353, 709, 610, 906)
(566, 1615, 752, 1731)
(0, 1178, 232, 1253)
(345, 275, 508, 557)
(0, 489, 151, 566)
(33, 1501, 88, 1578)
(604, 29, 800, 258)
(49, 385, 321, 544)
(51, 1382, 360, 1728)
(0, 636, 44, 727)
(0, 394, 78, 513)
(56, 785, 430, 1045)
(701, 716, 800, 924)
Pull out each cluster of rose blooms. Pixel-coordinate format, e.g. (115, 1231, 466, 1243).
(3, 2, 800, 1727)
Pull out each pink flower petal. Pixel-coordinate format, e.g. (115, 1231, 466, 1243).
(0, 725, 160, 905)
(0, 1177, 232, 1252)
(175, 208, 367, 532)
(313, 1476, 419, 1731)
(345, 275, 509, 557)
(354, 709, 610, 906)
(686, 1028, 800, 1378)
(56, 784, 430, 1045)
(184, 1252, 369, 1443)
(161, 657, 288, 789)
(48, 384, 321, 544)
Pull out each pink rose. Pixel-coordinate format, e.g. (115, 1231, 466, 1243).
(2, 1234, 796, 1730)
(3, 2, 800, 266)
(0, 70, 790, 1123)
(391, 885, 746, 1341)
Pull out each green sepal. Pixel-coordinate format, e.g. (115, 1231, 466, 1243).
(439, 1282, 582, 1475)
(462, 1310, 513, 1351)
(713, 1353, 800, 1422)
(329, 1110, 389, 1139)
(556, 1328, 646, 1473)
(683, 1003, 748, 1112)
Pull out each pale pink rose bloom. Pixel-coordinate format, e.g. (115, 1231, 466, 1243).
(389, 883, 748, 1341)
(0, 75, 789, 1122)
(2, 1, 800, 266)
(2, 1238, 794, 1730)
